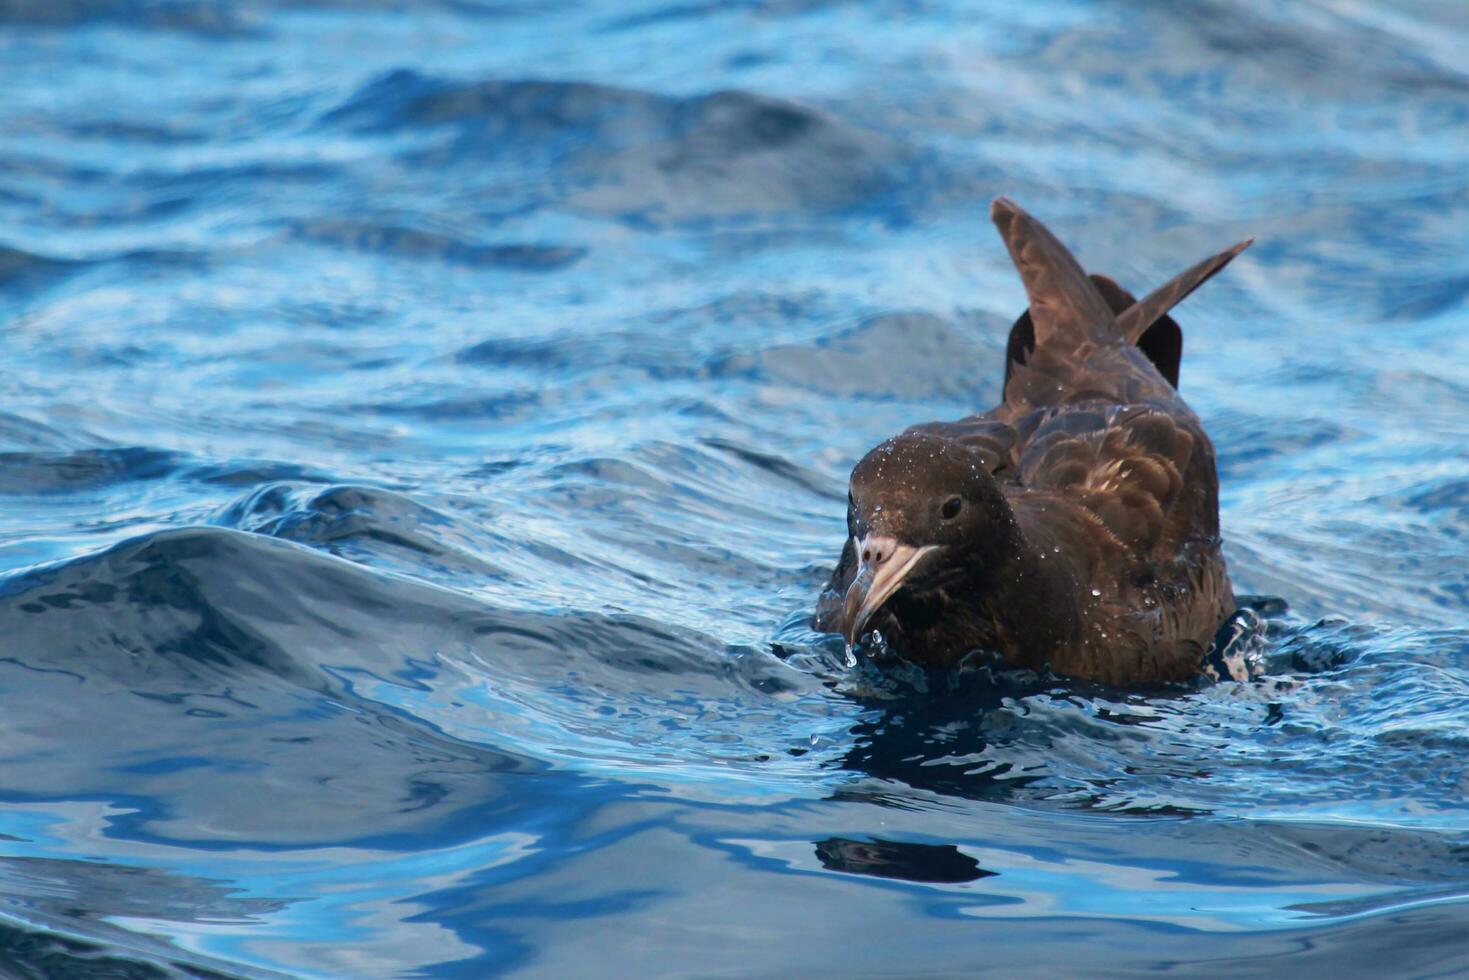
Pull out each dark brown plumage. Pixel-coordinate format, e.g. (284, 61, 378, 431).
(813, 198, 1251, 685)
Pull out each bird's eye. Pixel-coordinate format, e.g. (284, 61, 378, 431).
(941, 496, 963, 520)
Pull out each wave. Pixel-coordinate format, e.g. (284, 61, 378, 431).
(0, 526, 837, 844)
(289, 219, 585, 271)
(0, 0, 254, 34)
(216, 481, 509, 578)
(321, 70, 913, 222)
(0, 244, 84, 296)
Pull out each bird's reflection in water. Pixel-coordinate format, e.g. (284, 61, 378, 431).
(814, 837, 996, 884)
(820, 595, 1290, 809)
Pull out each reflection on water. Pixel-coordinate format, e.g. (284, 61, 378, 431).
(814, 837, 996, 884)
(1, 0, 1468, 975)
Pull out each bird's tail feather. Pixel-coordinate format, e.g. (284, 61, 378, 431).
(1116, 238, 1253, 344)
(989, 197, 1117, 348)
(989, 197, 1252, 352)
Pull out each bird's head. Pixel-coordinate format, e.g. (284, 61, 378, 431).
(841, 432, 1016, 649)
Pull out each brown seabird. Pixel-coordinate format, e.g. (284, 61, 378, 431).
(813, 198, 1251, 685)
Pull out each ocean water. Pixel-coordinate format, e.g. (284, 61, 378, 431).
(1, 0, 1468, 975)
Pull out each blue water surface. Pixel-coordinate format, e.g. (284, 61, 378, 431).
(2, 0, 1469, 976)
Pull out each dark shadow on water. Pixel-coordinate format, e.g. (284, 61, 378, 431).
(814, 836, 996, 884)
(0, 854, 284, 979)
(0, 919, 244, 980)
(786, 592, 1309, 813)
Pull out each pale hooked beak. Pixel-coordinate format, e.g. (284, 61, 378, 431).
(841, 534, 939, 648)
